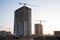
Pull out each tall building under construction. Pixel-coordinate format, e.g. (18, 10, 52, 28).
(14, 6, 31, 37)
(35, 24, 43, 36)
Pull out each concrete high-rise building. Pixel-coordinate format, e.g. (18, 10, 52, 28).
(35, 24, 43, 36)
(14, 6, 31, 37)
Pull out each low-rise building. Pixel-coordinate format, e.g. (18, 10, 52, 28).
(54, 31, 60, 37)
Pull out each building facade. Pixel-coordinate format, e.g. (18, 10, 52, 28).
(35, 24, 43, 36)
(54, 31, 60, 37)
(14, 6, 31, 37)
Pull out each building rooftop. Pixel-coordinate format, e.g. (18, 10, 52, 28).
(15, 6, 31, 12)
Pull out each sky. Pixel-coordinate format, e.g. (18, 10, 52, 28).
(0, 0, 60, 35)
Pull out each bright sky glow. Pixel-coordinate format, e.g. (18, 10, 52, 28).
(0, 0, 60, 35)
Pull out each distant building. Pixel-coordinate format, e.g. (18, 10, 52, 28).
(0, 31, 11, 37)
(35, 24, 43, 36)
(54, 31, 60, 37)
(14, 6, 31, 37)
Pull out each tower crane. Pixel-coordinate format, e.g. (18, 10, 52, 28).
(35, 20, 45, 24)
(19, 2, 40, 7)
(40, 20, 45, 24)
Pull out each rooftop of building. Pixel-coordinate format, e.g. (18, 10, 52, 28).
(15, 6, 31, 12)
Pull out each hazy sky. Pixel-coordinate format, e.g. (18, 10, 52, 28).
(0, 0, 60, 35)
